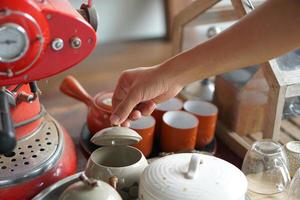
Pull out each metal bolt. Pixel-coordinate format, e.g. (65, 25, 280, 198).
(46, 14, 52, 20)
(70, 37, 82, 49)
(206, 26, 221, 38)
(51, 38, 64, 51)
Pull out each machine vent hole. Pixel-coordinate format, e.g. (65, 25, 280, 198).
(32, 155, 37, 158)
(47, 142, 52, 145)
(35, 139, 40, 142)
(46, 132, 51, 135)
(40, 148, 45, 152)
(19, 152, 24, 155)
(11, 158, 16, 162)
(27, 145, 32, 149)
(1, 166, 7, 169)
(24, 162, 29, 165)
(4, 152, 16, 157)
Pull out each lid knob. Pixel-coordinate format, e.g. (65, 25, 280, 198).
(186, 154, 203, 179)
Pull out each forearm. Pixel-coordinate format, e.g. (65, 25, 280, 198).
(161, 0, 300, 85)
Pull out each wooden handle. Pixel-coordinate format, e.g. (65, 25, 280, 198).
(60, 75, 93, 106)
(109, 176, 118, 190)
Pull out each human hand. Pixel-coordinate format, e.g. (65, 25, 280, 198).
(110, 65, 183, 126)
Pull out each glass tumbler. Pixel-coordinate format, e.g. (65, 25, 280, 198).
(242, 139, 291, 195)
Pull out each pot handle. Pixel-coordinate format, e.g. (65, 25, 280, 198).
(186, 154, 203, 179)
(79, 172, 100, 187)
(109, 176, 119, 190)
(60, 75, 93, 106)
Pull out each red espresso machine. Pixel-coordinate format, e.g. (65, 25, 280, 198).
(0, 0, 97, 199)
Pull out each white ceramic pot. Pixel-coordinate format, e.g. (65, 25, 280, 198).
(59, 172, 122, 200)
(139, 153, 247, 200)
(87, 126, 149, 200)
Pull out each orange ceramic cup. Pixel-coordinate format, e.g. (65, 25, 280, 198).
(130, 116, 156, 157)
(160, 111, 198, 152)
(152, 98, 183, 138)
(183, 100, 218, 148)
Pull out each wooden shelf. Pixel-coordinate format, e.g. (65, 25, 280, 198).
(216, 117, 300, 158)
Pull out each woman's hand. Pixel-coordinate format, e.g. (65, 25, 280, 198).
(110, 65, 183, 126)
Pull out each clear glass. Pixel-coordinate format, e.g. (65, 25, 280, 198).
(242, 139, 291, 195)
(288, 168, 300, 200)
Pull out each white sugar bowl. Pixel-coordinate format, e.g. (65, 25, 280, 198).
(139, 153, 247, 200)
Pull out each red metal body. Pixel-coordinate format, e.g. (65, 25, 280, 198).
(0, 0, 97, 199)
(0, 128, 77, 200)
(0, 0, 97, 86)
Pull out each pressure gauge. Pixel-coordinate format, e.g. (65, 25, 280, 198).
(0, 23, 29, 63)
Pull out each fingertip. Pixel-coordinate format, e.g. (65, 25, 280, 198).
(121, 120, 131, 127)
(140, 101, 156, 116)
(129, 110, 142, 120)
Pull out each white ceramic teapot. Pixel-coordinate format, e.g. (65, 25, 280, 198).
(59, 172, 122, 200)
(139, 153, 248, 200)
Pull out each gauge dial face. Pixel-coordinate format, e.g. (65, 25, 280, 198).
(0, 23, 29, 63)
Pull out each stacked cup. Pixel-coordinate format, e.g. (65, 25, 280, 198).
(152, 98, 218, 153)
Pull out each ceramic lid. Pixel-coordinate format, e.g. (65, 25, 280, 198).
(91, 126, 142, 146)
(140, 153, 247, 200)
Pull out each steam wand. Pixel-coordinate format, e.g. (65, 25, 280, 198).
(0, 87, 16, 154)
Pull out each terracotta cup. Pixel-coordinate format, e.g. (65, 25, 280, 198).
(285, 141, 300, 177)
(160, 111, 198, 152)
(152, 98, 183, 137)
(183, 100, 218, 148)
(130, 116, 155, 158)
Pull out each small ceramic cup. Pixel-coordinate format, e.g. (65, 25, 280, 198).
(152, 98, 183, 137)
(183, 100, 218, 148)
(160, 111, 198, 152)
(130, 116, 155, 158)
(85, 146, 148, 200)
(285, 141, 300, 177)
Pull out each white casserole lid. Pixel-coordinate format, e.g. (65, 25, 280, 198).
(139, 153, 247, 200)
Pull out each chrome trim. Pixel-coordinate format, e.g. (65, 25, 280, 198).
(0, 9, 44, 77)
(0, 114, 64, 188)
(32, 173, 81, 200)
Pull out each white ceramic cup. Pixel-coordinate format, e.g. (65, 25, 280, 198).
(285, 141, 300, 177)
(85, 146, 148, 200)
